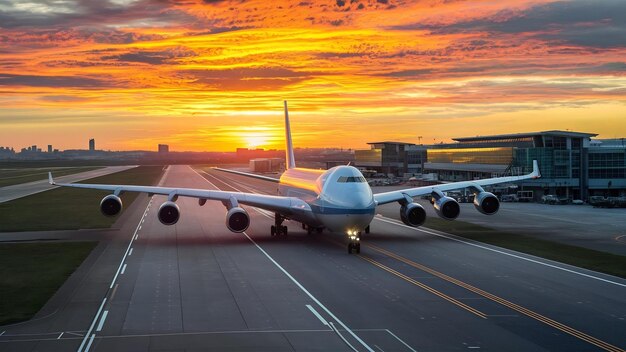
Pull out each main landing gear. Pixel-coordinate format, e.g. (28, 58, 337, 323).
(271, 213, 288, 237)
(347, 232, 361, 254)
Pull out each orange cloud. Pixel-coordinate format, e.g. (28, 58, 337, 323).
(0, 0, 625, 151)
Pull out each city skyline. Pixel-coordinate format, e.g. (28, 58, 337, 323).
(1, 0, 625, 152)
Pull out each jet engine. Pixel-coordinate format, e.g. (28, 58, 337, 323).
(433, 196, 460, 220)
(158, 201, 180, 225)
(474, 192, 500, 215)
(226, 207, 250, 233)
(100, 195, 123, 217)
(400, 202, 426, 227)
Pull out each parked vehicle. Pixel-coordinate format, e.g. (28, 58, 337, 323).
(588, 196, 624, 208)
(501, 194, 518, 202)
(589, 196, 606, 207)
(541, 195, 559, 205)
(557, 197, 571, 205)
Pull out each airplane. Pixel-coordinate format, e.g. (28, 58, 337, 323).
(49, 101, 540, 254)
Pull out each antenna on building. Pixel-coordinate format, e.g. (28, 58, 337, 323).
(418, 136, 423, 145)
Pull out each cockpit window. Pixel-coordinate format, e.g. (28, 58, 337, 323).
(337, 176, 366, 183)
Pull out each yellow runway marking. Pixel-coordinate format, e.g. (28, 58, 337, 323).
(358, 255, 487, 319)
(366, 243, 625, 352)
(203, 169, 624, 351)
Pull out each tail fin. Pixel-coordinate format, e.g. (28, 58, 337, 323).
(284, 100, 296, 169)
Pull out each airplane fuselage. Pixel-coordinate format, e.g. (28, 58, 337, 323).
(279, 165, 376, 234)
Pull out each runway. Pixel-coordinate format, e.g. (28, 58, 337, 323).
(1, 165, 625, 351)
(0, 165, 137, 203)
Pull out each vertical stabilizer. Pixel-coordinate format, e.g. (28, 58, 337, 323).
(284, 101, 296, 169)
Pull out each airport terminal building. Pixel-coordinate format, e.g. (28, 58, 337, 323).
(355, 131, 626, 200)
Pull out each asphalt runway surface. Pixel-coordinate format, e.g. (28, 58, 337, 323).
(372, 187, 626, 256)
(0, 165, 137, 203)
(1, 165, 625, 351)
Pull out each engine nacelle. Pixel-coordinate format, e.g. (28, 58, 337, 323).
(158, 201, 180, 225)
(400, 202, 426, 227)
(100, 195, 122, 217)
(226, 207, 250, 233)
(433, 196, 460, 220)
(474, 192, 500, 215)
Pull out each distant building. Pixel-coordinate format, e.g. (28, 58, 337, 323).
(250, 158, 284, 172)
(355, 142, 427, 175)
(355, 131, 626, 200)
(48, 145, 52, 153)
(158, 144, 169, 153)
(0, 146, 15, 159)
(236, 148, 282, 161)
(89, 139, 95, 151)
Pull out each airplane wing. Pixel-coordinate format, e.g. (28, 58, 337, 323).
(48, 172, 308, 215)
(212, 167, 280, 183)
(374, 160, 540, 205)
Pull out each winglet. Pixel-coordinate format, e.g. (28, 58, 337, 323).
(284, 100, 296, 169)
(531, 160, 541, 179)
(48, 172, 55, 185)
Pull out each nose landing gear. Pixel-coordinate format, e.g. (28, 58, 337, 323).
(347, 232, 361, 254)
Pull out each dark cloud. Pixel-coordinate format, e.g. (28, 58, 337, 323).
(573, 62, 626, 74)
(0, 28, 165, 49)
(42, 60, 106, 68)
(383, 69, 433, 77)
(40, 95, 90, 102)
(393, 0, 626, 48)
(0, 0, 192, 29)
(0, 73, 108, 88)
(102, 48, 197, 65)
(380, 61, 626, 80)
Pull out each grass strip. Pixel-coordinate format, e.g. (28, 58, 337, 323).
(0, 241, 97, 326)
(423, 216, 626, 278)
(0, 165, 163, 232)
(0, 167, 101, 188)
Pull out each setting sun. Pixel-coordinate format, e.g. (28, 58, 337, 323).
(242, 134, 269, 149)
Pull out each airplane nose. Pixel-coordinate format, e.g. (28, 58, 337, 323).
(338, 192, 374, 209)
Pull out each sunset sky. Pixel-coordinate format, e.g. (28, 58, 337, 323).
(1, 0, 625, 151)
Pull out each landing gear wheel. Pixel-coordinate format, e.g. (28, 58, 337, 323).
(365, 225, 370, 234)
(302, 223, 306, 230)
(347, 232, 361, 254)
(272, 213, 288, 238)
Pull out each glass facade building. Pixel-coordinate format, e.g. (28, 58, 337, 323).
(354, 142, 425, 175)
(356, 131, 626, 200)
(428, 147, 514, 165)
